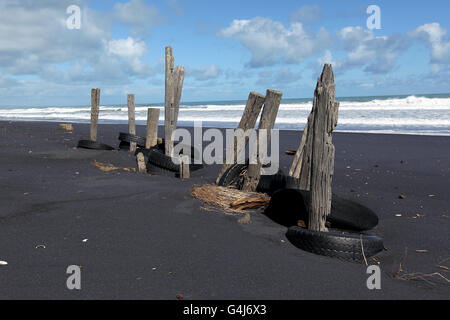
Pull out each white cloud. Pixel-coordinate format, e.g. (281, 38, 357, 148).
(338, 26, 409, 74)
(113, 0, 164, 36)
(410, 23, 450, 73)
(188, 65, 222, 81)
(290, 5, 321, 24)
(219, 17, 330, 67)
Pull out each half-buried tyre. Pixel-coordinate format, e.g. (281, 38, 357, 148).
(286, 226, 384, 262)
(147, 147, 204, 173)
(218, 163, 299, 194)
(265, 188, 379, 231)
(118, 132, 147, 148)
(217, 163, 248, 188)
(77, 140, 115, 150)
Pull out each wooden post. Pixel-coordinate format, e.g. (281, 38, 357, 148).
(172, 66, 185, 128)
(242, 89, 282, 192)
(179, 155, 190, 179)
(127, 94, 136, 153)
(164, 47, 185, 157)
(215, 92, 265, 184)
(90, 88, 100, 141)
(306, 64, 339, 232)
(136, 152, 146, 173)
(146, 108, 160, 149)
(165, 46, 175, 156)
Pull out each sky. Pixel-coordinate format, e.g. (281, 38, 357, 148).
(0, 0, 450, 107)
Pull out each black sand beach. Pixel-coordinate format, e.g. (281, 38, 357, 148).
(0, 120, 448, 299)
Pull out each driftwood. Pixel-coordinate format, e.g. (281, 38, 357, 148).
(215, 92, 265, 184)
(146, 108, 160, 149)
(295, 64, 339, 232)
(90, 88, 100, 141)
(229, 197, 270, 210)
(242, 89, 282, 192)
(164, 46, 185, 157)
(127, 94, 136, 153)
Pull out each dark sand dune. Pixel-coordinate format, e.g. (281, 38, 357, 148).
(0, 121, 448, 299)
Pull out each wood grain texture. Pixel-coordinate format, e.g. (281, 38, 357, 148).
(164, 47, 185, 157)
(307, 64, 339, 232)
(127, 94, 136, 153)
(136, 152, 146, 174)
(90, 88, 100, 141)
(179, 155, 190, 179)
(146, 108, 160, 149)
(215, 92, 265, 184)
(164, 46, 174, 156)
(242, 89, 282, 192)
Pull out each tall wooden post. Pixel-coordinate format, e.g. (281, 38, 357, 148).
(127, 94, 136, 153)
(242, 89, 282, 192)
(164, 46, 185, 157)
(90, 88, 100, 141)
(304, 64, 339, 232)
(216, 92, 265, 185)
(146, 108, 160, 149)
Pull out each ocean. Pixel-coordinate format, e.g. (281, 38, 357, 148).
(1, 94, 450, 136)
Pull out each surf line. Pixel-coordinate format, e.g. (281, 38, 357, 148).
(183, 304, 218, 318)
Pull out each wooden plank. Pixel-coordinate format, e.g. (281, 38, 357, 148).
(242, 89, 282, 192)
(307, 64, 340, 232)
(136, 152, 146, 173)
(215, 92, 265, 184)
(90, 88, 100, 141)
(146, 108, 160, 149)
(179, 155, 190, 179)
(127, 94, 136, 153)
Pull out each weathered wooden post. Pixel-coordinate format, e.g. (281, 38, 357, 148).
(127, 94, 136, 153)
(216, 92, 265, 184)
(292, 64, 339, 232)
(164, 46, 185, 157)
(146, 108, 160, 149)
(90, 88, 100, 141)
(179, 155, 190, 179)
(242, 89, 282, 192)
(136, 152, 146, 173)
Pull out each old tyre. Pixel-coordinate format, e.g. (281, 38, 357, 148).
(286, 226, 384, 262)
(77, 140, 115, 151)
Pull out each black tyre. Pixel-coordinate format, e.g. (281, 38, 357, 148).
(118, 132, 146, 147)
(265, 189, 379, 231)
(218, 163, 295, 194)
(77, 140, 115, 150)
(147, 148, 204, 173)
(286, 226, 384, 262)
(217, 163, 248, 188)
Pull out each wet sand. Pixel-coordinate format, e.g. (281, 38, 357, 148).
(0, 120, 449, 299)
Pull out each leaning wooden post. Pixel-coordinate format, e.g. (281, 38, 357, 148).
(146, 108, 160, 149)
(90, 88, 100, 141)
(171, 66, 185, 130)
(215, 91, 265, 184)
(127, 94, 136, 153)
(179, 155, 190, 179)
(288, 110, 314, 188)
(242, 89, 282, 192)
(307, 64, 339, 232)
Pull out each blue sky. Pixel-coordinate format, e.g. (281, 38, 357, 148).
(0, 0, 450, 106)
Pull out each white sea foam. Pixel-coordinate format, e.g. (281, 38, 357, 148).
(1, 95, 450, 135)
